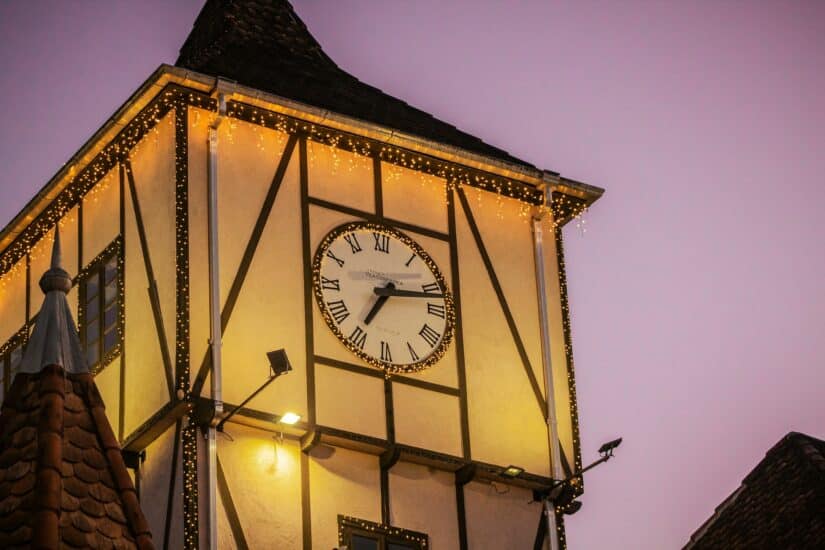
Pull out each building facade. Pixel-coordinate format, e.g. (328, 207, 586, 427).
(0, 1, 603, 548)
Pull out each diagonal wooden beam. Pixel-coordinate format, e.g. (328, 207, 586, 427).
(123, 161, 176, 399)
(456, 186, 547, 419)
(163, 420, 182, 550)
(191, 135, 298, 398)
(217, 456, 250, 550)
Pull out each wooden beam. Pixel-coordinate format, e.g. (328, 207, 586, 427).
(190, 134, 299, 399)
(124, 161, 175, 400)
(456, 186, 547, 419)
(122, 400, 190, 453)
(164, 420, 182, 550)
(314, 355, 461, 396)
(306, 196, 450, 242)
(216, 456, 250, 549)
(447, 186, 471, 459)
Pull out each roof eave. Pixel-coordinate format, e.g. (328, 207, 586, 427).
(0, 64, 604, 253)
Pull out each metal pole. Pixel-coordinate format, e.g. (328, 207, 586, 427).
(533, 205, 563, 550)
(206, 88, 227, 550)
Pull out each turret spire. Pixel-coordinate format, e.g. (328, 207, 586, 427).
(19, 226, 88, 374)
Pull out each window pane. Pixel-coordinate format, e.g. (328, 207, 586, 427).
(351, 535, 380, 550)
(86, 319, 100, 343)
(85, 277, 99, 300)
(86, 299, 100, 322)
(103, 327, 119, 354)
(104, 304, 118, 331)
(104, 280, 117, 306)
(388, 543, 417, 550)
(104, 257, 117, 283)
(86, 344, 99, 366)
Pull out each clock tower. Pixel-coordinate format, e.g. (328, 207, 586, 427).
(0, 1, 603, 548)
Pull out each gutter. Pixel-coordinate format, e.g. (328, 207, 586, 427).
(205, 78, 231, 550)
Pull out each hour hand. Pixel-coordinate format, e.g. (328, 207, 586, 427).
(373, 287, 444, 298)
(365, 283, 393, 325)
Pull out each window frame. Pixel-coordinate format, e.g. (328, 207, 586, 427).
(338, 515, 428, 550)
(0, 325, 27, 404)
(78, 238, 123, 374)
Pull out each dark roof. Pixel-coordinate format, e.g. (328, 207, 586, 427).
(0, 230, 154, 549)
(176, 0, 535, 170)
(685, 432, 825, 550)
(0, 367, 153, 549)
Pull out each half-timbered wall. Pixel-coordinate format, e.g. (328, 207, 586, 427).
(185, 109, 574, 547)
(0, 80, 585, 548)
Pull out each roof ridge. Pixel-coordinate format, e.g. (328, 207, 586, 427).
(175, 0, 535, 169)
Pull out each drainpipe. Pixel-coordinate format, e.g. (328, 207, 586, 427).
(532, 181, 563, 550)
(206, 82, 229, 550)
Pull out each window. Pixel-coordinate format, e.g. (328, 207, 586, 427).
(0, 329, 25, 405)
(338, 516, 427, 550)
(79, 241, 122, 373)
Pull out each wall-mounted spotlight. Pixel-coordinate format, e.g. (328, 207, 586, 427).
(217, 349, 293, 432)
(279, 412, 301, 425)
(500, 465, 525, 479)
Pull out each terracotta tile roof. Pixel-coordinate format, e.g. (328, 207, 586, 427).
(0, 229, 154, 549)
(684, 431, 825, 549)
(176, 0, 536, 170)
(0, 366, 154, 549)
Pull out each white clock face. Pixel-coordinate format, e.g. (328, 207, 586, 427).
(313, 222, 454, 374)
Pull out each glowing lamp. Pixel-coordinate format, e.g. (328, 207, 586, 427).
(279, 412, 301, 425)
(501, 465, 524, 478)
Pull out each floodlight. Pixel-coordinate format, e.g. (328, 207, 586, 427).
(598, 438, 622, 456)
(217, 349, 293, 431)
(501, 465, 525, 478)
(279, 412, 301, 425)
(267, 349, 292, 377)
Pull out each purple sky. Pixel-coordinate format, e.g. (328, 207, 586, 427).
(2, 1, 824, 547)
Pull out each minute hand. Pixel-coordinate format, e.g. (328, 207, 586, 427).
(373, 287, 444, 298)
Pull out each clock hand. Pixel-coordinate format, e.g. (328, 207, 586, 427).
(364, 282, 394, 325)
(373, 287, 444, 298)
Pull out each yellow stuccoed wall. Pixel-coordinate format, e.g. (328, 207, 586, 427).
(0, 95, 580, 548)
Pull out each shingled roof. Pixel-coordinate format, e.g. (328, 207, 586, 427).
(176, 0, 535, 170)
(684, 431, 825, 550)
(0, 230, 154, 549)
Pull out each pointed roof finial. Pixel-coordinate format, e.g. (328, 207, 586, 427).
(39, 226, 71, 294)
(21, 225, 88, 374)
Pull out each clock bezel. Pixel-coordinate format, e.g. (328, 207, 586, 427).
(312, 221, 455, 374)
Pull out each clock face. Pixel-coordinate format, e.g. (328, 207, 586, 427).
(312, 222, 454, 374)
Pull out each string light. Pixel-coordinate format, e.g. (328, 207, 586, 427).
(0, 83, 590, 547)
(311, 222, 455, 375)
(338, 516, 428, 548)
(555, 229, 583, 484)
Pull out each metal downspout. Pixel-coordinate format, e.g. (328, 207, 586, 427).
(206, 88, 228, 550)
(533, 186, 564, 550)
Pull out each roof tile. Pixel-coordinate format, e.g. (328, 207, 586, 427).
(176, 0, 535, 170)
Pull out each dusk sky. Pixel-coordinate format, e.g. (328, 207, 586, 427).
(1, 1, 824, 548)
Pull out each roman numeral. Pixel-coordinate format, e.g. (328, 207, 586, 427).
(380, 341, 392, 362)
(343, 233, 362, 254)
(327, 300, 349, 324)
(427, 302, 446, 319)
(321, 277, 340, 291)
(422, 282, 440, 294)
(405, 253, 416, 267)
(326, 250, 345, 268)
(349, 326, 367, 350)
(419, 324, 441, 348)
(372, 232, 390, 253)
(407, 342, 419, 362)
